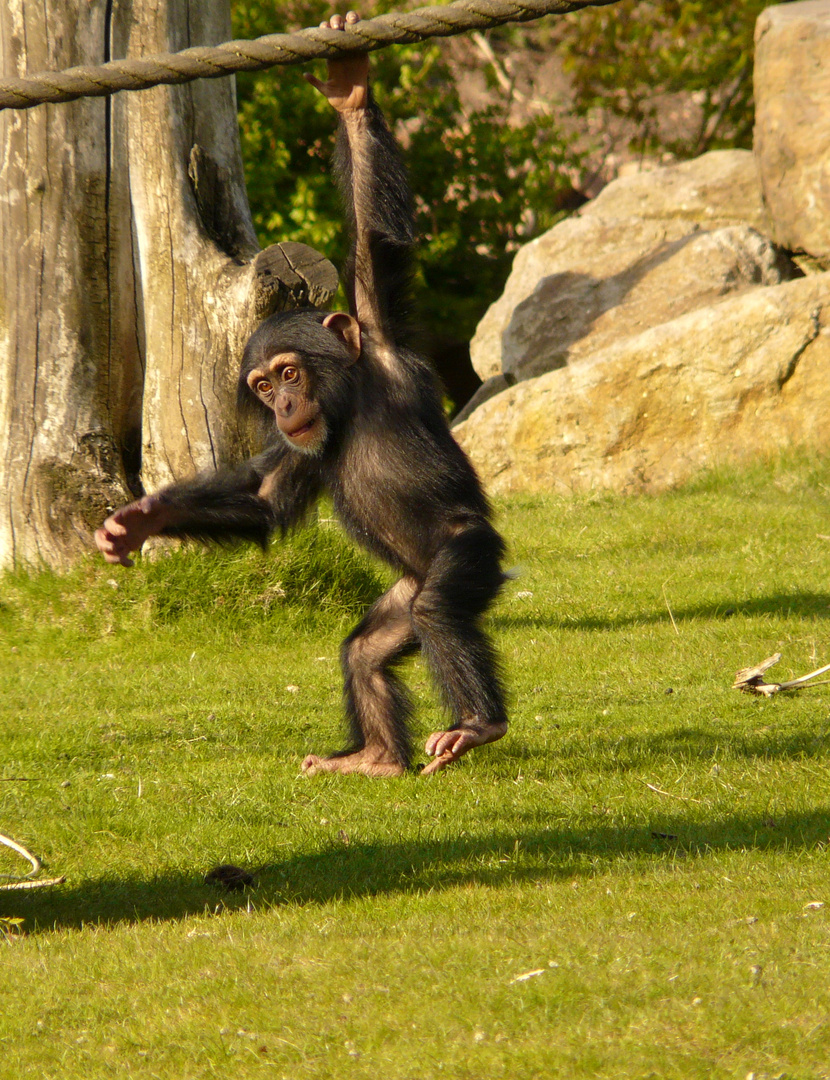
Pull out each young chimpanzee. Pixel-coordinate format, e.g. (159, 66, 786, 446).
(95, 13, 508, 777)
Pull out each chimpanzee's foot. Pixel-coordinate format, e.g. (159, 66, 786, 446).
(420, 720, 508, 776)
(301, 749, 406, 777)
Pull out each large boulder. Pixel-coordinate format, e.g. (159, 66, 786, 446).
(754, 0, 830, 263)
(470, 150, 779, 381)
(500, 225, 794, 382)
(454, 274, 830, 495)
(456, 2, 830, 498)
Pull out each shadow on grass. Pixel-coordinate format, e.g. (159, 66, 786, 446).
(6, 808, 829, 934)
(500, 723, 830, 767)
(494, 592, 830, 633)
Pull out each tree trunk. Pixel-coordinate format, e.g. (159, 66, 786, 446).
(0, 0, 337, 569)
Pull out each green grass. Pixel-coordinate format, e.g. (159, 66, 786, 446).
(2, 457, 830, 1079)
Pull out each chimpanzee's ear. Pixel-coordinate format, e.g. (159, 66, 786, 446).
(322, 312, 361, 364)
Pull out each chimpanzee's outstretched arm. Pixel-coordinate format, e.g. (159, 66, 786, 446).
(305, 19, 414, 345)
(95, 447, 321, 567)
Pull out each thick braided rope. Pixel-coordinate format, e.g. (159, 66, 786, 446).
(0, 0, 617, 111)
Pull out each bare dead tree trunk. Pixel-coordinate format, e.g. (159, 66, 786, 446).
(0, 0, 336, 569)
(0, 3, 139, 569)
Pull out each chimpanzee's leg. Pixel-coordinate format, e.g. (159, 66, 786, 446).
(302, 576, 419, 777)
(410, 522, 508, 775)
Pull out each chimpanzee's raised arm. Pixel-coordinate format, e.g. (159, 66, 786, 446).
(305, 16, 414, 347)
(334, 87, 414, 342)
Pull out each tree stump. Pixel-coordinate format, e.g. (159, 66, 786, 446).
(0, 0, 337, 569)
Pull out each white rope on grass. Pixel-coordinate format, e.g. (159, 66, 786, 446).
(0, 831, 65, 890)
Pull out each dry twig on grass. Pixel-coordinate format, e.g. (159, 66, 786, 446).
(641, 780, 701, 804)
(733, 653, 830, 697)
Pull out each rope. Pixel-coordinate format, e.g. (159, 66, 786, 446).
(0, 830, 66, 890)
(0, 0, 617, 112)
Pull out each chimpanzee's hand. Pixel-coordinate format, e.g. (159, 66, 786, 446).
(94, 495, 172, 568)
(304, 12, 369, 113)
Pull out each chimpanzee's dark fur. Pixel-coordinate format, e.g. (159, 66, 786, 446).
(154, 90, 507, 771)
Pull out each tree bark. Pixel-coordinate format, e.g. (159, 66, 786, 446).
(0, 3, 136, 568)
(0, 0, 337, 569)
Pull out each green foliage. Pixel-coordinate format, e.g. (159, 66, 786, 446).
(231, 0, 578, 341)
(561, 0, 778, 158)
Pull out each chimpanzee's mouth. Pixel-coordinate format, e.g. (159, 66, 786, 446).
(287, 417, 316, 439)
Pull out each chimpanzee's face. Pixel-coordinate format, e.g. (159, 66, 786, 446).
(245, 351, 327, 455)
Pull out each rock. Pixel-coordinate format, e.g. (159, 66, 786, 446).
(452, 374, 515, 426)
(580, 149, 772, 231)
(754, 0, 830, 263)
(455, 273, 830, 495)
(470, 150, 776, 381)
(500, 226, 796, 381)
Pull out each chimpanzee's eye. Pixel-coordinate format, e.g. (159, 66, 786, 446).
(255, 379, 273, 396)
(282, 366, 300, 384)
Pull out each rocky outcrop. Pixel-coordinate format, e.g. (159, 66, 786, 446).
(470, 150, 780, 381)
(457, 1, 830, 495)
(455, 274, 830, 495)
(500, 225, 795, 382)
(453, 373, 515, 425)
(754, 0, 830, 263)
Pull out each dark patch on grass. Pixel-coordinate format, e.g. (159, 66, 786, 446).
(494, 592, 830, 633)
(7, 808, 830, 934)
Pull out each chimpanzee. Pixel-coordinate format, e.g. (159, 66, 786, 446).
(95, 13, 508, 777)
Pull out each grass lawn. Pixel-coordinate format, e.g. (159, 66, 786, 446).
(1, 455, 829, 1079)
